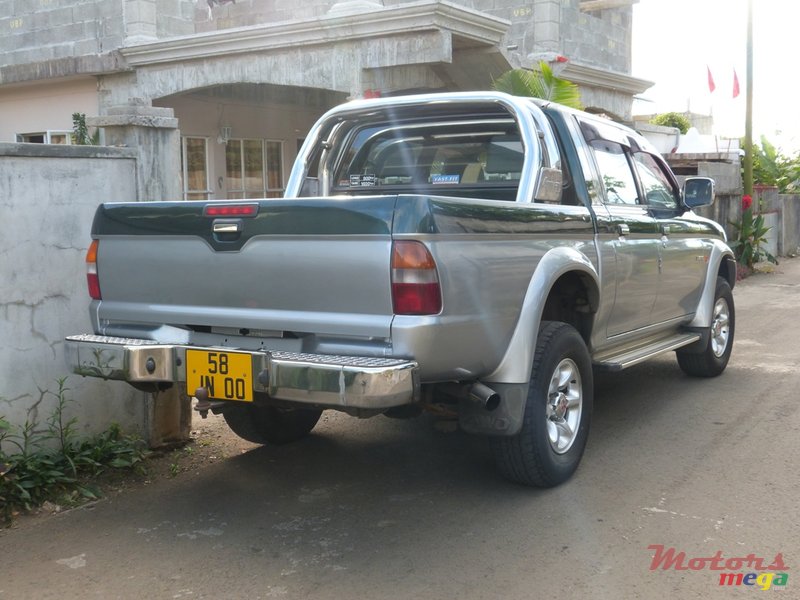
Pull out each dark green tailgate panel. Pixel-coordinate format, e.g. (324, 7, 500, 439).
(93, 198, 396, 251)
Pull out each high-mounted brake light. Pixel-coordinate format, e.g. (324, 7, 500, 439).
(391, 241, 442, 315)
(203, 204, 259, 217)
(86, 239, 101, 300)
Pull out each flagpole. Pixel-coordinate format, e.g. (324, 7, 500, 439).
(743, 0, 753, 196)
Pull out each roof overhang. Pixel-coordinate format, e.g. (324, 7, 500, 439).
(562, 62, 653, 95)
(121, 0, 510, 67)
(0, 54, 128, 87)
(579, 0, 639, 12)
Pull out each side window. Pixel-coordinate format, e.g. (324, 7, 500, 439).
(589, 140, 639, 205)
(633, 152, 679, 210)
(182, 136, 210, 200)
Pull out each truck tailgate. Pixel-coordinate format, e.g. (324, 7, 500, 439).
(92, 197, 397, 339)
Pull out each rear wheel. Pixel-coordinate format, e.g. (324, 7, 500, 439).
(222, 404, 322, 445)
(491, 321, 593, 487)
(677, 277, 734, 377)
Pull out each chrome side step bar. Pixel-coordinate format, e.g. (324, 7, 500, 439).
(593, 332, 701, 371)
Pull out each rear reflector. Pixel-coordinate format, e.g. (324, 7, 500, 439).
(86, 239, 101, 300)
(203, 203, 259, 217)
(391, 241, 442, 315)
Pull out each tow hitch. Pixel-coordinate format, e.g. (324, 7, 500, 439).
(192, 388, 226, 419)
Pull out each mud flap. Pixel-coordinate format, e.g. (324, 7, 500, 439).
(458, 382, 529, 436)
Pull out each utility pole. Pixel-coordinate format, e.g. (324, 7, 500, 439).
(743, 0, 753, 195)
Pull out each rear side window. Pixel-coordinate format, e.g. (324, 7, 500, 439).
(589, 140, 639, 205)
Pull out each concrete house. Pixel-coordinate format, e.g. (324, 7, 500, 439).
(1, 0, 651, 202)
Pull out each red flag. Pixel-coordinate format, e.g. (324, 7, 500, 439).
(707, 66, 716, 93)
(733, 68, 740, 98)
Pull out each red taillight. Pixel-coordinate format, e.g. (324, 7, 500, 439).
(391, 241, 442, 315)
(203, 204, 259, 217)
(86, 239, 101, 300)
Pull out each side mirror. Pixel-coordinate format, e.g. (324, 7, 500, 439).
(682, 177, 715, 208)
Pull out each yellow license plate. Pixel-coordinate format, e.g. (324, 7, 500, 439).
(186, 349, 253, 402)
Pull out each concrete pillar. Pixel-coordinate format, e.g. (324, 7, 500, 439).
(146, 387, 193, 449)
(88, 102, 182, 202)
(87, 103, 190, 447)
(532, 0, 562, 55)
(124, 0, 158, 44)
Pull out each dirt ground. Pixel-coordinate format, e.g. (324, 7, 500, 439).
(146, 412, 256, 477)
(6, 399, 458, 528)
(7, 412, 253, 526)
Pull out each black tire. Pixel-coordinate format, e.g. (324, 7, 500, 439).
(676, 277, 735, 377)
(222, 404, 322, 445)
(490, 321, 593, 487)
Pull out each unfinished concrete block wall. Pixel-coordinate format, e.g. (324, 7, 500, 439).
(195, 0, 336, 32)
(753, 187, 800, 258)
(0, 0, 124, 67)
(672, 161, 799, 258)
(0, 0, 199, 65)
(155, 0, 195, 38)
(561, 1, 632, 73)
(0, 143, 147, 446)
(781, 194, 800, 256)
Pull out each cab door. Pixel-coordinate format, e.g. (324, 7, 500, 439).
(588, 139, 661, 336)
(631, 151, 709, 323)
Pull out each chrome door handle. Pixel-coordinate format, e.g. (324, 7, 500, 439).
(660, 224, 670, 247)
(213, 219, 243, 234)
(617, 223, 630, 236)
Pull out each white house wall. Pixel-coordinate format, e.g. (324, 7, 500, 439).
(0, 77, 99, 142)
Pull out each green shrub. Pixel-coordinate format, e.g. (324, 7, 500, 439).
(493, 62, 583, 110)
(0, 378, 147, 523)
(71, 113, 100, 145)
(748, 135, 800, 193)
(650, 112, 691, 134)
(729, 195, 778, 269)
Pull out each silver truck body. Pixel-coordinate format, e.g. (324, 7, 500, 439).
(66, 92, 734, 437)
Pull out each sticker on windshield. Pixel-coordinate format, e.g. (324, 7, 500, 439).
(431, 174, 460, 185)
(349, 174, 376, 187)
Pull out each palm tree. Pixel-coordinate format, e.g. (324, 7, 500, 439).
(492, 61, 583, 110)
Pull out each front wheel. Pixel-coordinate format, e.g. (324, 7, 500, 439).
(490, 321, 593, 487)
(677, 276, 735, 377)
(222, 404, 322, 445)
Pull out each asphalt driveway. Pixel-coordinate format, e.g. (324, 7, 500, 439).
(2, 259, 798, 600)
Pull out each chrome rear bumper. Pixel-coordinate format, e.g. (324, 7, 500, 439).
(65, 334, 419, 409)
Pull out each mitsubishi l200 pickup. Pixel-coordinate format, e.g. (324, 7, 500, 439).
(66, 92, 735, 487)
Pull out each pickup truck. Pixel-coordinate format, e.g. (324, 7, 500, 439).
(66, 92, 735, 487)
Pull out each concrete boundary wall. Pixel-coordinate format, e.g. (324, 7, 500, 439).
(670, 158, 799, 258)
(0, 142, 148, 445)
(754, 187, 800, 258)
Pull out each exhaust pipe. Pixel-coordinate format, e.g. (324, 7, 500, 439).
(469, 382, 501, 412)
